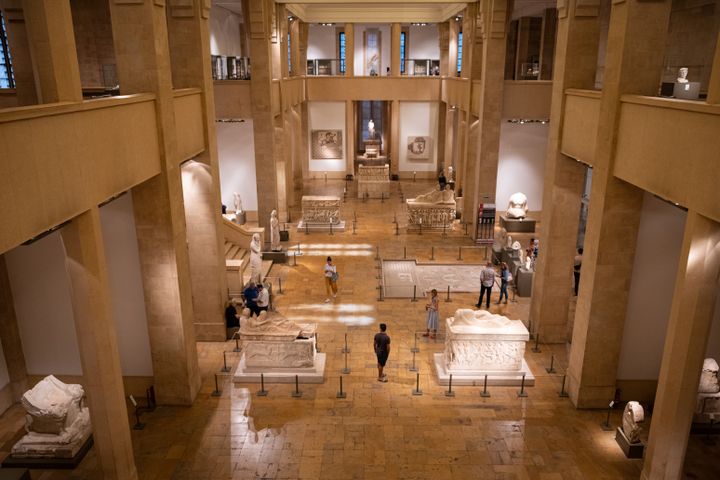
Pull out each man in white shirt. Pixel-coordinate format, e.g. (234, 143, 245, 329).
(476, 262, 496, 309)
(256, 284, 269, 313)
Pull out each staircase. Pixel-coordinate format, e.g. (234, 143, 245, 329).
(225, 240, 248, 297)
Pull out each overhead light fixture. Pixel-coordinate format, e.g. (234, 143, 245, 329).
(288, 15, 294, 21)
(411, 22, 428, 26)
(455, 16, 461, 21)
(319, 23, 335, 26)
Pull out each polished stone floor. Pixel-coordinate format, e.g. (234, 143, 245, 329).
(0, 179, 717, 479)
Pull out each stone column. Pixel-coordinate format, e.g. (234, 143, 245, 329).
(0, 2, 37, 105)
(109, 0, 201, 405)
(289, 19, 299, 76)
(167, 0, 228, 341)
(641, 212, 720, 479)
(438, 22, 449, 77)
(567, 0, 672, 408)
(346, 100, 355, 175)
(391, 23, 401, 76)
(0, 255, 28, 401)
(448, 19, 459, 77)
(539, 8, 557, 80)
(298, 21, 308, 76)
(443, 106, 455, 179)
(248, 0, 281, 232)
(344, 23, 354, 76)
(390, 99, 399, 177)
(61, 208, 137, 480)
(435, 101, 448, 180)
(707, 31, 720, 104)
(529, 0, 600, 345)
(466, 0, 510, 241)
(23, 0, 81, 103)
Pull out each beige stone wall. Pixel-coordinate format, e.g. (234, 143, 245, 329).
(70, 0, 116, 88)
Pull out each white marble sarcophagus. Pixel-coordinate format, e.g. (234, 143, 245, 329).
(233, 310, 326, 383)
(357, 164, 390, 199)
(10, 375, 92, 460)
(297, 195, 344, 231)
(407, 189, 456, 228)
(433, 309, 533, 386)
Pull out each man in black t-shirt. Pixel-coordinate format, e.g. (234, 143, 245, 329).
(374, 323, 391, 382)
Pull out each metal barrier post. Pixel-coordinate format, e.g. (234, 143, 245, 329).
(257, 373, 268, 396)
(211, 374, 221, 397)
(336, 376, 347, 399)
(445, 374, 455, 397)
(546, 355, 556, 374)
(517, 373, 528, 398)
(480, 374, 490, 398)
(291, 375, 303, 398)
(445, 285, 452, 303)
(412, 373, 423, 395)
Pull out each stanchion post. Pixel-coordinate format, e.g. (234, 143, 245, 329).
(296, 243, 302, 256)
(211, 373, 222, 397)
(375, 245, 380, 260)
(291, 375, 303, 398)
(442, 222, 447, 237)
(403, 246, 406, 259)
(517, 373, 528, 398)
(342, 349, 351, 374)
(411, 285, 418, 302)
(411, 332, 419, 353)
(133, 407, 145, 430)
(278, 277, 283, 294)
(480, 374, 490, 398)
(532, 333, 541, 353)
(602, 401, 615, 431)
(233, 333, 241, 353)
(409, 350, 418, 372)
(445, 285, 452, 303)
(292, 252, 298, 266)
(305, 222, 309, 235)
(445, 374, 455, 397)
(559, 374, 569, 398)
(352, 220, 356, 235)
(395, 222, 399, 236)
(342, 332, 351, 353)
(430, 246, 434, 260)
(336, 376, 346, 399)
(257, 373, 268, 396)
(419, 222, 422, 236)
(220, 351, 231, 373)
(412, 372, 423, 396)
(329, 222, 333, 236)
(457, 246, 462, 261)
(315, 333, 320, 353)
(381, 192, 384, 203)
(546, 355, 556, 374)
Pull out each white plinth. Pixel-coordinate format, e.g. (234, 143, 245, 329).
(296, 220, 346, 232)
(433, 353, 534, 386)
(233, 353, 326, 384)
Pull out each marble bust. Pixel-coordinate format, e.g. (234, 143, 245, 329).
(507, 192, 529, 219)
(621, 401, 644, 444)
(270, 210, 281, 252)
(699, 358, 720, 393)
(677, 67, 689, 84)
(249, 233, 263, 283)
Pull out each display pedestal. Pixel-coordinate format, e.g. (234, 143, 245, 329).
(263, 250, 286, 263)
(434, 354, 535, 386)
(615, 427, 645, 459)
(673, 81, 700, 100)
(500, 215, 536, 233)
(501, 247, 520, 266)
(233, 353, 326, 384)
(516, 268, 534, 297)
(296, 220, 346, 232)
(2, 436, 94, 470)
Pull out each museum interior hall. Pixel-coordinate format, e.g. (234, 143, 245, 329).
(0, 0, 719, 479)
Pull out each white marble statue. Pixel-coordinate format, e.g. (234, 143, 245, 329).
(449, 309, 513, 329)
(242, 310, 303, 337)
(695, 358, 720, 421)
(507, 235, 513, 249)
(270, 210, 281, 251)
(525, 256, 532, 271)
(447, 165, 454, 182)
(368, 119, 375, 139)
(412, 189, 455, 205)
(233, 191, 243, 213)
(507, 192, 529, 219)
(621, 401, 645, 444)
(11, 375, 92, 459)
(677, 67, 689, 83)
(249, 233, 263, 284)
(493, 227, 508, 250)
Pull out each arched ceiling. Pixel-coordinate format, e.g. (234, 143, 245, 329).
(277, 1, 471, 23)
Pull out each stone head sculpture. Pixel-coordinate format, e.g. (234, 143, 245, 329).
(677, 67, 689, 83)
(507, 192, 529, 219)
(621, 401, 645, 444)
(271, 209, 277, 220)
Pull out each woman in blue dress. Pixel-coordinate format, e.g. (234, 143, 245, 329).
(423, 289, 439, 339)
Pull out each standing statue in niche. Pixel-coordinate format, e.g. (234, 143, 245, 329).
(368, 119, 375, 139)
(233, 192, 243, 214)
(249, 233, 263, 284)
(270, 210, 281, 252)
(677, 67, 689, 83)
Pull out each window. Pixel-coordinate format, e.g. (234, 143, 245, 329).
(400, 32, 406, 74)
(457, 31, 463, 76)
(338, 32, 346, 74)
(0, 11, 14, 89)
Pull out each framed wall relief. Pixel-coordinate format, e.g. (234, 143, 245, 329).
(364, 28, 381, 76)
(406, 136, 431, 161)
(311, 130, 343, 159)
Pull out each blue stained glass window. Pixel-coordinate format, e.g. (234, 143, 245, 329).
(339, 32, 346, 74)
(0, 12, 14, 89)
(400, 32, 406, 74)
(287, 32, 292, 74)
(457, 31, 463, 76)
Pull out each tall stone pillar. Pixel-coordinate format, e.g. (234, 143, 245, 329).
(567, 0, 672, 408)
(167, 0, 228, 341)
(344, 23, 354, 76)
(390, 99, 399, 177)
(298, 21, 308, 76)
(539, 8, 557, 80)
(289, 19, 299, 76)
(707, 31, 720, 104)
(0, 2, 37, 105)
(529, 0, 600, 344)
(61, 208, 138, 480)
(466, 0, 510, 240)
(248, 0, 281, 232)
(641, 212, 720, 479)
(438, 22, 449, 77)
(23, 0, 81, 103)
(0, 255, 28, 401)
(448, 19, 460, 77)
(109, 0, 201, 405)
(391, 23, 401, 76)
(346, 100, 355, 175)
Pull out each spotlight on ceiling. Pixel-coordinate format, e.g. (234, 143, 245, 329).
(319, 23, 335, 26)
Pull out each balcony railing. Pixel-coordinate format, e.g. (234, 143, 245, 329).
(307, 59, 344, 76)
(401, 59, 440, 76)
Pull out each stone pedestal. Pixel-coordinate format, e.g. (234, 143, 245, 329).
(434, 310, 533, 386)
(516, 268, 534, 297)
(615, 427, 645, 459)
(406, 190, 456, 229)
(297, 196, 344, 231)
(500, 215, 536, 233)
(357, 164, 390, 199)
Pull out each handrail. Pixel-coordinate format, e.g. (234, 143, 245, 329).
(0, 93, 156, 123)
(222, 217, 264, 250)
